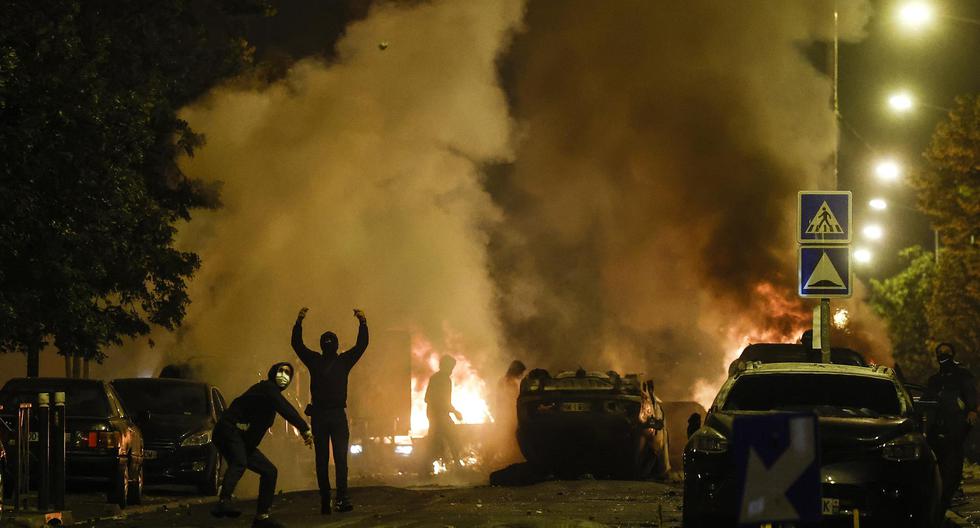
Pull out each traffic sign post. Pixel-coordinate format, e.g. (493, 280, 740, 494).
(798, 191, 852, 364)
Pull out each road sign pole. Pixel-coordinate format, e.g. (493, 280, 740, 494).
(820, 298, 831, 364)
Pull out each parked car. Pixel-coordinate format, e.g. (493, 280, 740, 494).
(0, 378, 144, 508)
(112, 378, 226, 495)
(684, 361, 942, 527)
(516, 368, 669, 479)
(728, 342, 867, 376)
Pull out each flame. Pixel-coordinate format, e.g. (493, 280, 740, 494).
(409, 333, 493, 437)
(833, 308, 849, 330)
(691, 281, 811, 408)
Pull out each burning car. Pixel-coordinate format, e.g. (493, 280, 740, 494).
(516, 369, 669, 479)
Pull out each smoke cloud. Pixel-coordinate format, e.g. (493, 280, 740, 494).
(488, 0, 887, 402)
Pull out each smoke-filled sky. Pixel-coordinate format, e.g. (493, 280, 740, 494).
(2, 0, 899, 405)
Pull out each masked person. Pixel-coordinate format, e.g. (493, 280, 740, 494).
(491, 360, 526, 466)
(292, 307, 368, 514)
(424, 355, 463, 472)
(924, 342, 978, 512)
(211, 363, 313, 528)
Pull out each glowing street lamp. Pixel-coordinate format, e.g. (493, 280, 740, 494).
(863, 224, 884, 240)
(869, 198, 888, 210)
(897, 2, 934, 30)
(888, 91, 915, 113)
(854, 248, 873, 264)
(874, 159, 902, 182)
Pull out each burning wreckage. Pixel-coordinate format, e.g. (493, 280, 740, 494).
(515, 369, 670, 479)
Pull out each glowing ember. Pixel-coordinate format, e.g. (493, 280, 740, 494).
(409, 334, 493, 437)
(432, 459, 448, 475)
(833, 308, 849, 329)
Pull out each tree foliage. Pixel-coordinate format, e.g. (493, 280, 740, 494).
(870, 246, 936, 383)
(0, 1, 267, 368)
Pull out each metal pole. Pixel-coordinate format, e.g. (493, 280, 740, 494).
(934, 228, 940, 266)
(38, 392, 51, 511)
(16, 402, 32, 511)
(821, 298, 831, 364)
(52, 391, 67, 511)
(833, 4, 839, 191)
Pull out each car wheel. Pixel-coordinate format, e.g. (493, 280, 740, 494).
(108, 461, 128, 509)
(127, 459, 143, 505)
(198, 452, 220, 496)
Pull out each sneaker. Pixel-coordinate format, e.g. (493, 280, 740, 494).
(252, 515, 287, 528)
(211, 500, 242, 518)
(335, 496, 354, 513)
(321, 498, 332, 515)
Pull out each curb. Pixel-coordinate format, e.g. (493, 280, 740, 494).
(74, 496, 217, 526)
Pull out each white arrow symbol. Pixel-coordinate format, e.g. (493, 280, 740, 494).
(739, 416, 816, 523)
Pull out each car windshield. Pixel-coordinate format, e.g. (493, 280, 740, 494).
(722, 373, 903, 417)
(113, 381, 208, 417)
(0, 382, 109, 417)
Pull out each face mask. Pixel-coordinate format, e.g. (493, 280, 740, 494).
(938, 354, 954, 366)
(275, 368, 291, 388)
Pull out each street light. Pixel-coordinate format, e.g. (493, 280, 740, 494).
(874, 159, 902, 182)
(869, 198, 888, 210)
(888, 91, 915, 113)
(862, 224, 884, 240)
(897, 2, 934, 30)
(854, 248, 873, 264)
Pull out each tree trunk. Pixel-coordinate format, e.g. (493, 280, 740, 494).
(72, 353, 81, 379)
(27, 348, 40, 377)
(83, 358, 90, 379)
(64, 353, 71, 377)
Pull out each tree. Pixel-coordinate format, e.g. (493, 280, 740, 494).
(0, 1, 268, 376)
(870, 246, 935, 383)
(904, 93, 980, 373)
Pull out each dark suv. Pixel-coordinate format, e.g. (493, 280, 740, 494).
(683, 362, 941, 527)
(0, 378, 144, 508)
(112, 378, 225, 495)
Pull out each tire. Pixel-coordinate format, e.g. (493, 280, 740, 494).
(108, 461, 128, 509)
(198, 452, 220, 496)
(127, 460, 143, 506)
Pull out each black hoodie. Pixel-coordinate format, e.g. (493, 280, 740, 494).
(220, 362, 310, 448)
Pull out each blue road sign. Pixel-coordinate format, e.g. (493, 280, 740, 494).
(733, 413, 821, 525)
(799, 245, 851, 298)
(798, 191, 851, 243)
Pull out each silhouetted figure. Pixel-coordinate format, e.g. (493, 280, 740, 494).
(425, 355, 462, 472)
(687, 413, 702, 439)
(211, 362, 312, 528)
(492, 360, 526, 466)
(925, 342, 977, 512)
(292, 307, 368, 514)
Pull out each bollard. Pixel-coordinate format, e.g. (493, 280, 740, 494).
(38, 392, 51, 511)
(853, 508, 860, 528)
(52, 391, 67, 511)
(15, 401, 32, 511)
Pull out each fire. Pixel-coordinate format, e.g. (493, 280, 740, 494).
(409, 333, 493, 437)
(691, 281, 811, 409)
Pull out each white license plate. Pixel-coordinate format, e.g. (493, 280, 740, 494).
(560, 402, 589, 412)
(822, 497, 840, 515)
(144, 449, 157, 460)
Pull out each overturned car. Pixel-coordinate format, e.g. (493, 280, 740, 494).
(516, 369, 669, 479)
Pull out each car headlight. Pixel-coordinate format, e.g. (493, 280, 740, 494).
(690, 427, 729, 454)
(181, 429, 212, 447)
(394, 445, 413, 456)
(882, 435, 922, 461)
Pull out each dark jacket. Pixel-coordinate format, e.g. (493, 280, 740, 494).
(220, 362, 310, 448)
(291, 320, 369, 410)
(425, 370, 453, 417)
(925, 362, 978, 434)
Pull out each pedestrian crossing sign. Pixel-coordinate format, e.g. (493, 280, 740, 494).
(798, 191, 851, 243)
(799, 246, 851, 298)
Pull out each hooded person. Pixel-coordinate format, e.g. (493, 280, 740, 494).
(210, 362, 313, 528)
(925, 342, 978, 512)
(291, 307, 368, 514)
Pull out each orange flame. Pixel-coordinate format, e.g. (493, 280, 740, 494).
(409, 333, 493, 437)
(691, 281, 811, 408)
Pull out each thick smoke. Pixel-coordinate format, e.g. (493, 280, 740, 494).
(489, 0, 888, 402)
